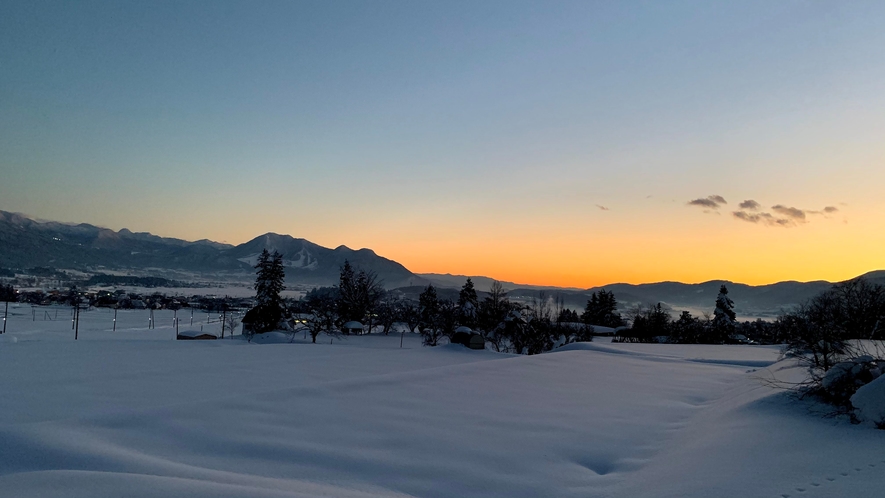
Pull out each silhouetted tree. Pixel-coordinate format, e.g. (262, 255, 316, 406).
(337, 260, 384, 332)
(401, 301, 421, 334)
(248, 249, 286, 333)
(376, 295, 401, 335)
(669, 310, 706, 344)
(305, 292, 339, 343)
(780, 278, 885, 371)
(710, 284, 736, 343)
(418, 285, 443, 345)
(457, 278, 479, 328)
(581, 290, 624, 328)
(617, 303, 670, 343)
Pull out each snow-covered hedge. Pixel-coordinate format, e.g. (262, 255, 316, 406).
(819, 355, 881, 405)
(851, 374, 885, 428)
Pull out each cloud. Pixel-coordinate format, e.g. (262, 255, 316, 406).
(771, 205, 806, 221)
(738, 199, 760, 210)
(732, 210, 796, 227)
(687, 195, 727, 209)
(595, 205, 610, 211)
(701, 196, 841, 228)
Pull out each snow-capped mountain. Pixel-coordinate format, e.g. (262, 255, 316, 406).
(0, 211, 426, 288)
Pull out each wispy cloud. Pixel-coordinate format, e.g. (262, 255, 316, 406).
(595, 204, 610, 211)
(732, 210, 795, 227)
(693, 195, 841, 228)
(732, 202, 840, 228)
(771, 205, 806, 221)
(687, 195, 727, 209)
(738, 199, 760, 210)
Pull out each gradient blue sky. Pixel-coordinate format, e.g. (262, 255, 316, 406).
(2, 1, 884, 286)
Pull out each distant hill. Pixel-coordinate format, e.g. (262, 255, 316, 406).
(226, 233, 427, 289)
(419, 273, 584, 293)
(0, 211, 427, 289)
(420, 272, 885, 320)
(0, 210, 241, 272)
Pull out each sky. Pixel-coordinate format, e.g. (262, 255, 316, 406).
(1, 0, 884, 288)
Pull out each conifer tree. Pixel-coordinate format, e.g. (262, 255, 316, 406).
(581, 289, 624, 328)
(418, 285, 442, 345)
(711, 284, 736, 343)
(248, 249, 286, 333)
(457, 278, 479, 328)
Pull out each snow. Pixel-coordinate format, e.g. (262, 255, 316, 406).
(1, 306, 883, 497)
(177, 329, 218, 339)
(852, 375, 885, 427)
(238, 249, 318, 270)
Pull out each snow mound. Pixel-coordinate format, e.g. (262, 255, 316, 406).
(0, 334, 18, 344)
(822, 356, 882, 403)
(851, 374, 885, 428)
(177, 330, 218, 339)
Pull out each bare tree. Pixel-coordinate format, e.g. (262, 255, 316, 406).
(225, 312, 241, 337)
(305, 294, 339, 343)
(401, 301, 421, 334)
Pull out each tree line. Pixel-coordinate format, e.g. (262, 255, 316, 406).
(244, 250, 599, 353)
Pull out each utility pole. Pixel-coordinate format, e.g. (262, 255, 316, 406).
(113, 307, 117, 332)
(74, 303, 80, 340)
(2, 299, 8, 334)
(221, 304, 227, 339)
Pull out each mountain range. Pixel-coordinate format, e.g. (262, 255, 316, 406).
(1, 210, 882, 317)
(0, 210, 423, 288)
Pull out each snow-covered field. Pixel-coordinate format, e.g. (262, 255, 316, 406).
(1, 306, 883, 497)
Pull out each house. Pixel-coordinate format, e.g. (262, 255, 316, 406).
(342, 321, 364, 335)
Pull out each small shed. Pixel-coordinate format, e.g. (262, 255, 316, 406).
(467, 333, 485, 350)
(177, 330, 218, 341)
(343, 321, 364, 335)
(451, 328, 485, 350)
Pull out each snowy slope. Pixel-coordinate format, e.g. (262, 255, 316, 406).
(0, 307, 883, 497)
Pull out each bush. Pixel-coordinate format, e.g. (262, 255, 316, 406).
(819, 356, 882, 405)
(851, 374, 885, 428)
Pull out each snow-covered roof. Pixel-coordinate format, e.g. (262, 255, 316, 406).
(343, 321, 363, 329)
(455, 326, 472, 333)
(177, 329, 218, 338)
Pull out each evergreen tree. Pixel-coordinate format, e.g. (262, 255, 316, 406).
(0, 284, 15, 302)
(617, 303, 670, 343)
(336, 260, 384, 330)
(581, 289, 624, 328)
(338, 260, 356, 321)
(457, 278, 479, 328)
(418, 285, 442, 345)
(711, 284, 736, 343)
(248, 249, 286, 333)
(670, 310, 706, 344)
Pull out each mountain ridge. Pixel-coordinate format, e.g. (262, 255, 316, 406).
(1, 210, 882, 315)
